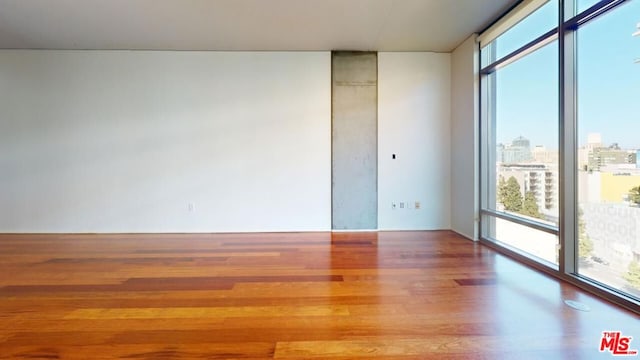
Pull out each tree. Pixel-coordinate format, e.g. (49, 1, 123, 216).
(624, 260, 640, 290)
(629, 186, 640, 205)
(497, 176, 507, 208)
(502, 176, 523, 212)
(578, 207, 593, 259)
(521, 191, 542, 219)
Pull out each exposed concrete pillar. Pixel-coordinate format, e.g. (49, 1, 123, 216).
(331, 52, 378, 230)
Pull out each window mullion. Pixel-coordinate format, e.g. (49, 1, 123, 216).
(559, 0, 578, 275)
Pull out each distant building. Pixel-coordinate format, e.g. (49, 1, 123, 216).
(579, 133, 637, 171)
(578, 147, 590, 170)
(587, 148, 636, 171)
(498, 136, 532, 164)
(601, 170, 640, 203)
(531, 145, 558, 164)
(579, 165, 640, 203)
(587, 133, 603, 150)
(578, 133, 604, 170)
(512, 136, 530, 148)
(498, 163, 558, 215)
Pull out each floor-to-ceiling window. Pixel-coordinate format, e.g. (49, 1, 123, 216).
(481, 0, 561, 267)
(480, 0, 640, 310)
(573, 0, 640, 300)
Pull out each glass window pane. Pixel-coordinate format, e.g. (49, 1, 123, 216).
(576, 0, 640, 300)
(577, 0, 601, 14)
(484, 215, 559, 266)
(567, 1, 631, 21)
(490, 42, 559, 226)
(481, 0, 558, 68)
(480, 44, 495, 69)
(494, 0, 558, 60)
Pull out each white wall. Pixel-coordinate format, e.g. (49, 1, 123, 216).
(450, 35, 480, 240)
(378, 52, 451, 230)
(0, 50, 331, 233)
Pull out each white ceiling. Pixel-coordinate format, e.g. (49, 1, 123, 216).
(0, 0, 516, 52)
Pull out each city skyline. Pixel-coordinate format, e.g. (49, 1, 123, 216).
(494, 0, 640, 150)
(484, 0, 640, 306)
(498, 132, 640, 152)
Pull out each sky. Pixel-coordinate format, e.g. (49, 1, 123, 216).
(490, 0, 640, 150)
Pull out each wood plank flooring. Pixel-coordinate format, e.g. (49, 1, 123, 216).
(0, 231, 638, 359)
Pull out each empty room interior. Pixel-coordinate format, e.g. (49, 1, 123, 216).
(1, 0, 639, 358)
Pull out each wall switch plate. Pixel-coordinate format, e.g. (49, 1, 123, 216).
(400, 202, 405, 209)
(188, 203, 195, 212)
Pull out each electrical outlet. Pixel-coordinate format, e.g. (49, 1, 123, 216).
(392, 202, 397, 209)
(188, 203, 195, 212)
(415, 201, 421, 209)
(400, 202, 405, 209)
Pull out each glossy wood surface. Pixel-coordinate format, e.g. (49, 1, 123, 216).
(0, 231, 638, 359)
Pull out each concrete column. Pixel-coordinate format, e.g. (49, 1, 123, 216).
(332, 52, 377, 230)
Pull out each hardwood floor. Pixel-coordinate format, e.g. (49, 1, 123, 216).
(0, 231, 638, 359)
